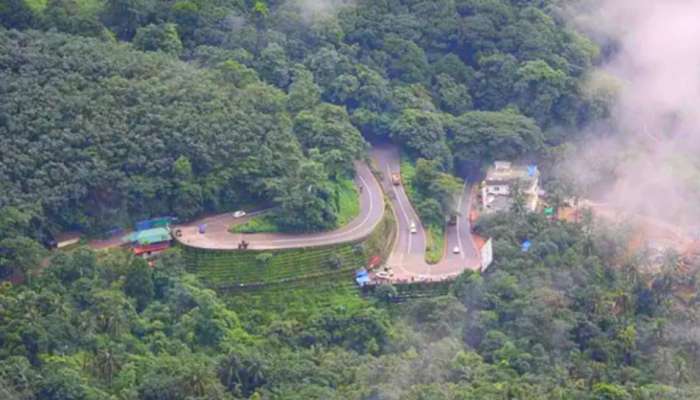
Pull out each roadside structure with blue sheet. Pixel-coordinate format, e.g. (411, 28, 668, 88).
(355, 268, 371, 286)
(123, 227, 172, 246)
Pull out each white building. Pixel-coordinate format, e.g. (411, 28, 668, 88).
(481, 161, 540, 213)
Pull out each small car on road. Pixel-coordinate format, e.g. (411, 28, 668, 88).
(453, 246, 461, 254)
(232, 210, 246, 218)
(391, 173, 401, 186)
(409, 221, 417, 234)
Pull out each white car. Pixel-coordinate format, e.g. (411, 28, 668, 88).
(453, 246, 461, 254)
(232, 210, 246, 218)
(409, 222, 417, 234)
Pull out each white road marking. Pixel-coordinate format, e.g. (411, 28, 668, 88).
(456, 184, 466, 260)
(386, 164, 411, 266)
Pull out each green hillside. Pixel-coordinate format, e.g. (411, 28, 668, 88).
(184, 244, 364, 289)
(186, 205, 395, 289)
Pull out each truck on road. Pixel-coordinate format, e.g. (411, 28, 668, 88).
(448, 214, 457, 226)
(391, 173, 401, 186)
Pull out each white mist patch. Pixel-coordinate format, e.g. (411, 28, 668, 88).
(563, 0, 700, 226)
(606, 1, 700, 137)
(289, 0, 355, 22)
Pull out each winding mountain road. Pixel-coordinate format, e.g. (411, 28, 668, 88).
(372, 145, 481, 280)
(175, 161, 384, 250)
(176, 144, 481, 278)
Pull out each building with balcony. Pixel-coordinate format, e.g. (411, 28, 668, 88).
(481, 161, 540, 213)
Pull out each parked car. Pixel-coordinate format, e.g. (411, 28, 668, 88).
(232, 210, 246, 218)
(453, 246, 461, 254)
(409, 221, 417, 234)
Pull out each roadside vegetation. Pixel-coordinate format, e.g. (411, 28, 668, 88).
(425, 226, 445, 264)
(231, 178, 359, 234)
(334, 178, 361, 227)
(230, 215, 279, 234)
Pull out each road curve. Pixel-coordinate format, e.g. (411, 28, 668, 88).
(174, 161, 384, 250)
(371, 145, 427, 271)
(371, 144, 481, 280)
(175, 144, 480, 280)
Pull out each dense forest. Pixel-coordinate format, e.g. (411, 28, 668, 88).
(0, 0, 610, 237)
(0, 28, 364, 236)
(3, 212, 700, 399)
(5, 0, 695, 399)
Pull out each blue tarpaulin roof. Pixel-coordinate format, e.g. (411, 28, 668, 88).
(355, 269, 370, 286)
(356, 275, 371, 286)
(521, 240, 531, 252)
(527, 165, 538, 177)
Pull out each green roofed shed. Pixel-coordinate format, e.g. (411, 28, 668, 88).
(123, 227, 171, 245)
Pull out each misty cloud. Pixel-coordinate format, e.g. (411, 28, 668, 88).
(287, 0, 355, 22)
(562, 0, 700, 227)
(599, 0, 700, 137)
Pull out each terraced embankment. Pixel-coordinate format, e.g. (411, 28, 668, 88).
(184, 206, 395, 291)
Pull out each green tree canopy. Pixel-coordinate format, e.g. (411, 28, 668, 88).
(447, 110, 544, 165)
(133, 22, 183, 55)
(390, 109, 452, 168)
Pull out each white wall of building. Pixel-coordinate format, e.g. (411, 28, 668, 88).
(481, 238, 493, 271)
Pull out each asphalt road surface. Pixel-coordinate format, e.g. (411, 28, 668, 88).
(371, 144, 427, 272)
(175, 161, 384, 250)
(438, 182, 481, 273)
